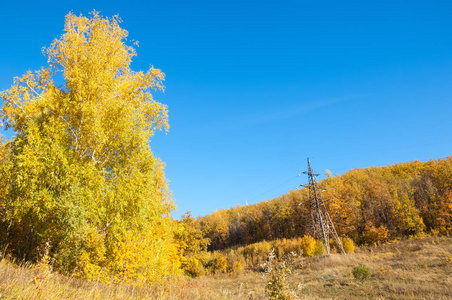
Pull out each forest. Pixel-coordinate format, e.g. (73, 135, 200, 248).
(175, 156, 452, 277)
(0, 11, 451, 297)
(196, 157, 452, 251)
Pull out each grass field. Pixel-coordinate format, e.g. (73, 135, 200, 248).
(1, 236, 451, 299)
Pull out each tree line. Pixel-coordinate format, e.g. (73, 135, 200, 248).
(197, 157, 452, 250)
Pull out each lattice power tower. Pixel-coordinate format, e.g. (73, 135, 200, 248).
(303, 158, 345, 254)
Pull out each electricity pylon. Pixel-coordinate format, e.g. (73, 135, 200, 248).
(303, 158, 345, 254)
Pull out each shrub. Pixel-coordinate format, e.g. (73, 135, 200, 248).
(300, 235, 316, 257)
(231, 261, 245, 274)
(212, 253, 228, 274)
(313, 240, 325, 256)
(352, 264, 371, 281)
(183, 257, 205, 278)
(362, 223, 389, 245)
(226, 250, 245, 274)
(342, 237, 355, 254)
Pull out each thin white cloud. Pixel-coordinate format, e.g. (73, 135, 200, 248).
(227, 94, 364, 130)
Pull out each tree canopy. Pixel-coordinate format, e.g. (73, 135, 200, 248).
(0, 11, 182, 282)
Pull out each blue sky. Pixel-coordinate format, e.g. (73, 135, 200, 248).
(1, 0, 452, 218)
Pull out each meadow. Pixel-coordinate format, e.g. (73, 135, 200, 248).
(1, 235, 451, 299)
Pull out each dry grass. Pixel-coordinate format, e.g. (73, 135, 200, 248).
(295, 236, 452, 299)
(1, 236, 451, 299)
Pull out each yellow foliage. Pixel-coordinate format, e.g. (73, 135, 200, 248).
(299, 235, 316, 257)
(341, 237, 355, 254)
(225, 249, 245, 274)
(212, 253, 228, 274)
(313, 240, 325, 256)
(363, 223, 389, 245)
(183, 257, 205, 278)
(0, 11, 180, 283)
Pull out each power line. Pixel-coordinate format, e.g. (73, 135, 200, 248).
(246, 174, 300, 202)
(235, 160, 306, 204)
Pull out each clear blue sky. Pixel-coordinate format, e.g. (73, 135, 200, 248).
(1, 0, 452, 218)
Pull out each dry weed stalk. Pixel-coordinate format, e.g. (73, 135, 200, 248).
(261, 248, 303, 300)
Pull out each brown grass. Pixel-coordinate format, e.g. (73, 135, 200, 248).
(0, 236, 451, 299)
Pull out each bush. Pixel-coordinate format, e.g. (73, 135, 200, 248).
(352, 264, 371, 281)
(313, 240, 325, 256)
(183, 257, 205, 278)
(212, 253, 228, 274)
(342, 237, 355, 254)
(226, 250, 245, 274)
(362, 223, 388, 245)
(300, 235, 316, 257)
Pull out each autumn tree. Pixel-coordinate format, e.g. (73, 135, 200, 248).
(177, 211, 210, 255)
(0, 11, 181, 282)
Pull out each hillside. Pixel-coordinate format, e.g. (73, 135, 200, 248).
(196, 157, 452, 250)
